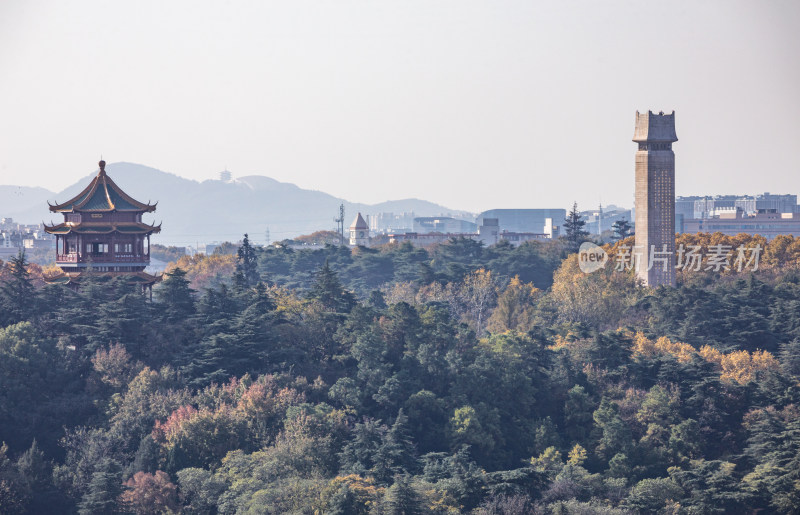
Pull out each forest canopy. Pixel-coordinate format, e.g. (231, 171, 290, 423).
(1, 232, 799, 514)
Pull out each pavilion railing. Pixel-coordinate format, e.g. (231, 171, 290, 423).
(57, 253, 148, 263)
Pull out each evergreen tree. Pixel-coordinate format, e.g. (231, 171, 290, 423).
(340, 418, 385, 479)
(368, 289, 388, 310)
(383, 409, 418, 476)
(777, 339, 800, 377)
(92, 285, 151, 357)
(156, 267, 195, 321)
(593, 397, 632, 461)
(327, 483, 368, 515)
(16, 439, 60, 512)
(308, 260, 356, 313)
(230, 282, 282, 371)
(0, 442, 26, 514)
(564, 385, 594, 442)
(235, 233, 260, 289)
(78, 458, 123, 515)
(384, 474, 422, 515)
(611, 219, 632, 240)
(563, 202, 589, 251)
(0, 250, 36, 326)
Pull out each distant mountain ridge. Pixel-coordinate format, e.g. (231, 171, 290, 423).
(2, 162, 471, 245)
(0, 185, 56, 215)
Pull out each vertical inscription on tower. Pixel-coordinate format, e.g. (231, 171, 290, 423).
(633, 110, 677, 287)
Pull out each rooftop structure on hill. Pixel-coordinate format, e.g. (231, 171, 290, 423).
(349, 212, 369, 246)
(43, 160, 162, 287)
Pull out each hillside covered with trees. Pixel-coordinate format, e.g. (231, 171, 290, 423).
(1, 232, 800, 513)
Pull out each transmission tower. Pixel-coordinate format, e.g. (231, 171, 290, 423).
(334, 204, 345, 245)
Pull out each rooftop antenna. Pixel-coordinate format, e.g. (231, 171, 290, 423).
(334, 204, 345, 245)
(598, 201, 604, 236)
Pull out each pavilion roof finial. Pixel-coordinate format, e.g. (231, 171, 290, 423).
(98, 159, 106, 175)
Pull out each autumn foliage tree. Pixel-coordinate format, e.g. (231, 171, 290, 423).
(119, 470, 179, 515)
(487, 276, 539, 333)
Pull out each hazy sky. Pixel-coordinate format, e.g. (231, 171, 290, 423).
(1, 0, 798, 213)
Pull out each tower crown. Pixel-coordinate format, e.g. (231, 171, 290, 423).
(633, 110, 678, 143)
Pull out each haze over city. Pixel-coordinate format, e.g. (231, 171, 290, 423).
(1, 0, 799, 212)
(6, 3, 800, 513)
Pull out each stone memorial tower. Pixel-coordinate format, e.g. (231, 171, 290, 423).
(633, 110, 677, 287)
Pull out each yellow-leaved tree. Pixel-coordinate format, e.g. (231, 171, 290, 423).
(487, 276, 540, 334)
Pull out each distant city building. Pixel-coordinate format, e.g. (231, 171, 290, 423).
(476, 209, 566, 235)
(389, 217, 547, 248)
(413, 216, 477, 234)
(683, 209, 800, 240)
(219, 169, 232, 182)
(580, 204, 632, 236)
(349, 212, 369, 246)
(477, 218, 500, 246)
(23, 238, 53, 249)
(675, 192, 800, 239)
(388, 232, 457, 246)
(676, 193, 798, 221)
(633, 110, 677, 287)
(497, 231, 549, 246)
(0, 221, 55, 258)
(370, 212, 416, 234)
(544, 218, 560, 239)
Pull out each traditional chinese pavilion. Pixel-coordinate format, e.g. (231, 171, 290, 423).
(44, 160, 162, 286)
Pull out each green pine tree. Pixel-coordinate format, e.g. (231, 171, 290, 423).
(0, 250, 36, 326)
(612, 219, 632, 240)
(78, 458, 122, 515)
(384, 474, 422, 515)
(307, 260, 355, 313)
(156, 267, 195, 320)
(563, 202, 590, 251)
(235, 233, 260, 289)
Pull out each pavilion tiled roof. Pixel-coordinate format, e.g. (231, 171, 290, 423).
(48, 161, 157, 213)
(43, 222, 161, 235)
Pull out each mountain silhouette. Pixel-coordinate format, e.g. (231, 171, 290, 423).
(4, 162, 470, 245)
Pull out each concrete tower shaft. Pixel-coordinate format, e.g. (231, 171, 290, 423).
(633, 110, 677, 287)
